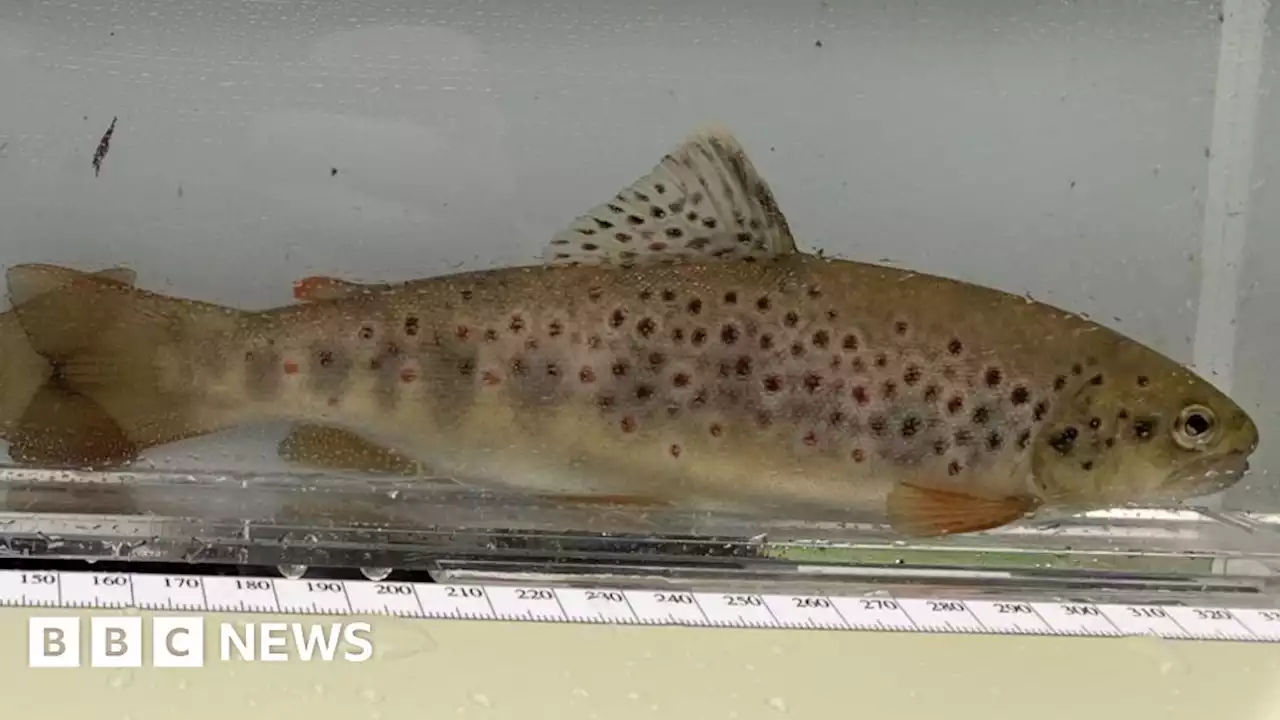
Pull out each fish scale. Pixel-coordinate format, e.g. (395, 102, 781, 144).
(7, 125, 1259, 537)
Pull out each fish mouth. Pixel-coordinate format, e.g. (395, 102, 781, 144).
(1166, 451, 1251, 498)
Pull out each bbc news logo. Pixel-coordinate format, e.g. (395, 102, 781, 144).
(28, 616, 374, 667)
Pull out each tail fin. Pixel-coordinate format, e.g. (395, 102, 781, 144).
(7, 263, 249, 450)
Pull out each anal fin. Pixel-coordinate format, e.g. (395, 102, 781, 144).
(278, 424, 429, 476)
(887, 483, 1038, 537)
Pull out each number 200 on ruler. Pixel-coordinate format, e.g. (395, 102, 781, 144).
(1, 569, 1278, 642)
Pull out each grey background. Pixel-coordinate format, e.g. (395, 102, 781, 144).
(0, 0, 1273, 510)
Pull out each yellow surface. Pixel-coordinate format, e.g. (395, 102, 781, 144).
(4, 608, 1279, 720)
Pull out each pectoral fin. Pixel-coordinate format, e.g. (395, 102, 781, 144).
(887, 483, 1038, 537)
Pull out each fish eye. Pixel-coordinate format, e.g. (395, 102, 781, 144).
(1173, 404, 1216, 450)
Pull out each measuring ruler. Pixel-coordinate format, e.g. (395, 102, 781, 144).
(2, 568, 1277, 642)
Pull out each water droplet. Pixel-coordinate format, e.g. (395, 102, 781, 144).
(361, 689, 381, 703)
(277, 564, 308, 579)
(470, 693, 492, 708)
(360, 567, 392, 581)
(627, 692, 641, 701)
(767, 697, 789, 712)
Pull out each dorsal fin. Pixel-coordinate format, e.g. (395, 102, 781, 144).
(544, 124, 799, 267)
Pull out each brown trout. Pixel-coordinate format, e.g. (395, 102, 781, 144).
(7, 126, 1258, 536)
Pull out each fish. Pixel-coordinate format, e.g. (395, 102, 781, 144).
(0, 265, 148, 469)
(6, 125, 1259, 536)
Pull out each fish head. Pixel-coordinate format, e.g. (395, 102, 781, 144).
(1029, 344, 1258, 510)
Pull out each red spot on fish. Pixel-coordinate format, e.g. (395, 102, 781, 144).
(852, 448, 866, 463)
(648, 241, 668, 252)
(709, 423, 723, 437)
(292, 275, 343, 301)
(327, 397, 339, 407)
(620, 416, 637, 433)
(482, 371, 501, 386)
(456, 326, 470, 340)
(580, 367, 596, 383)
(399, 367, 419, 383)
(283, 361, 300, 375)
(669, 444, 682, 458)
(803, 431, 818, 447)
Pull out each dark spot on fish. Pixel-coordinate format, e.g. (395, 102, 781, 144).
(587, 335, 602, 350)
(736, 232, 752, 244)
(588, 287, 603, 301)
(923, 384, 940, 402)
(954, 429, 973, 446)
(986, 431, 1002, 450)
(511, 358, 528, 376)
(662, 290, 676, 302)
(1133, 418, 1155, 440)
(709, 423, 723, 437)
(842, 334, 859, 351)
(582, 243, 599, 251)
(757, 296, 771, 311)
(635, 384, 653, 400)
(829, 411, 845, 427)
(359, 326, 375, 340)
(317, 349, 334, 367)
(1118, 409, 1130, 420)
(804, 373, 822, 393)
(1048, 426, 1078, 454)
(664, 227, 682, 239)
(947, 396, 964, 415)
(636, 317, 656, 338)
(672, 372, 691, 388)
(610, 309, 627, 329)
(735, 356, 752, 377)
(882, 381, 897, 399)
(763, 375, 782, 393)
(596, 394, 615, 409)
(1017, 430, 1031, 449)
(1053, 376, 1067, 391)
(691, 389, 708, 408)
(869, 415, 887, 436)
(1136, 375, 1150, 387)
(1071, 363, 1083, 376)
(900, 416, 921, 437)
(1089, 417, 1101, 430)
(1081, 460, 1094, 471)
(484, 329, 498, 342)
(1011, 386, 1030, 405)
(626, 214, 644, 226)
(852, 385, 870, 405)
(687, 298, 702, 315)
(648, 352, 666, 368)
(692, 329, 707, 346)
(812, 330, 830, 349)
(948, 461, 962, 476)
(784, 312, 799, 328)
(894, 321, 908, 336)
(790, 342, 805, 357)
(903, 366, 922, 386)
(1033, 402, 1048, 422)
(723, 291, 738, 305)
(874, 353, 888, 369)
(933, 440, 948, 456)
(507, 315, 524, 334)
(612, 361, 629, 377)
(984, 367, 1002, 388)
(1105, 438, 1115, 448)
(807, 285, 822, 299)
(548, 320, 564, 337)
(759, 334, 774, 350)
(971, 406, 990, 425)
(947, 338, 963, 355)
(851, 356, 867, 373)
(458, 359, 475, 376)
(1089, 374, 1103, 386)
(403, 316, 420, 336)
(671, 328, 685, 343)
(721, 324, 740, 345)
